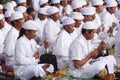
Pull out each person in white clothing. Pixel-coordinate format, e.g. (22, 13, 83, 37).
(14, 20, 53, 80)
(70, 12, 84, 36)
(4, 10, 14, 25)
(43, 6, 61, 50)
(34, 7, 48, 45)
(0, 14, 12, 62)
(53, 17, 77, 69)
(101, 1, 118, 48)
(4, 11, 24, 71)
(68, 21, 116, 79)
(115, 25, 120, 68)
(61, 0, 72, 16)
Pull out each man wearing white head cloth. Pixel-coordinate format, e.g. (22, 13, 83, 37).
(4, 11, 24, 71)
(34, 7, 49, 46)
(53, 17, 77, 69)
(17, 0, 26, 7)
(68, 21, 116, 79)
(51, 0, 63, 17)
(39, 0, 49, 8)
(14, 20, 54, 80)
(4, 2, 14, 12)
(100, 0, 118, 49)
(70, 12, 84, 36)
(4, 10, 14, 24)
(43, 6, 61, 51)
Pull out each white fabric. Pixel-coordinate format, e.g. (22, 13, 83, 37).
(62, 17, 75, 26)
(38, 7, 49, 15)
(80, 0, 87, 6)
(10, 1, 17, 7)
(14, 35, 46, 79)
(47, 6, 59, 15)
(115, 9, 120, 20)
(71, 1, 82, 9)
(46, 64, 54, 73)
(31, 0, 40, 12)
(64, 5, 72, 16)
(35, 18, 48, 41)
(0, 14, 4, 20)
(82, 21, 97, 29)
(22, 20, 39, 30)
(70, 12, 84, 20)
(0, 4, 3, 9)
(39, 0, 48, 6)
(16, 6, 26, 13)
(4, 2, 14, 11)
(1, 22, 12, 42)
(51, 0, 60, 4)
(11, 11, 23, 21)
(115, 26, 120, 56)
(93, 14, 102, 28)
(74, 23, 83, 36)
(91, 0, 104, 6)
(43, 18, 61, 50)
(102, 11, 119, 31)
(115, 25, 120, 68)
(68, 34, 116, 78)
(4, 10, 14, 18)
(53, 29, 77, 69)
(17, 0, 26, 4)
(0, 22, 12, 55)
(0, 30, 4, 53)
(106, 1, 117, 7)
(82, 6, 96, 15)
(4, 27, 19, 66)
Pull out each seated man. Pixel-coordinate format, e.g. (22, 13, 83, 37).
(68, 21, 116, 80)
(14, 20, 54, 80)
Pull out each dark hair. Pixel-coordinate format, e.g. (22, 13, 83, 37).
(18, 28, 26, 39)
(26, 6, 34, 15)
(81, 28, 94, 34)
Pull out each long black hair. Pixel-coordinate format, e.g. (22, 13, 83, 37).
(18, 28, 26, 39)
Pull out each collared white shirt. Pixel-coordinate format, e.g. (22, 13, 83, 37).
(14, 35, 39, 77)
(35, 18, 48, 41)
(4, 27, 19, 66)
(43, 18, 61, 50)
(53, 29, 77, 58)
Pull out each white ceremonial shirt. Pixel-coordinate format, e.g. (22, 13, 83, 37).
(4, 27, 19, 66)
(43, 18, 61, 50)
(68, 34, 116, 78)
(14, 35, 44, 79)
(35, 18, 48, 41)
